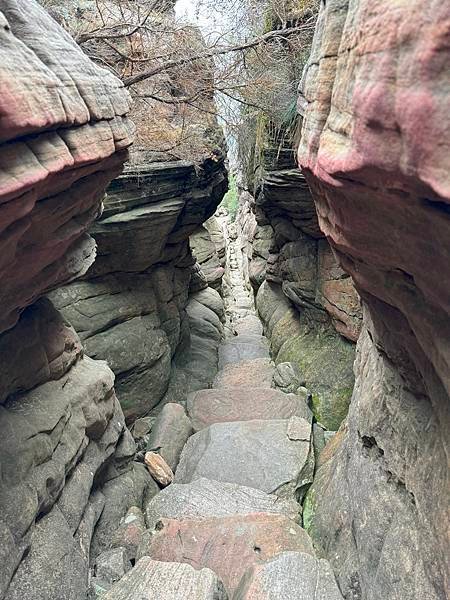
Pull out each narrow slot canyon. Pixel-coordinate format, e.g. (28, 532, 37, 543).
(0, 1, 448, 599)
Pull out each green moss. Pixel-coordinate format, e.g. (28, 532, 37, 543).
(220, 174, 238, 221)
(302, 485, 316, 532)
(276, 321, 355, 430)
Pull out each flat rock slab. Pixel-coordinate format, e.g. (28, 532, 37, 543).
(102, 557, 226, 599)
(234, 551, 344, 599)
(212, 358, 275, 389)
(218, 338, 270, 368)
(139, 514, 314, 595)
(234, 316, 264, 336)
(174, 418, 314, 498)
(145, 478, 299, 530)
(187, 388, 312, 431)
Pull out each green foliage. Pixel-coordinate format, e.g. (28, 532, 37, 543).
(221, 174, 239, 221)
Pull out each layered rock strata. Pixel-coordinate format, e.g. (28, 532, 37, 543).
(0, 1, 148, 598)
(235, 184, 359, 429)
(190, 216, 225, 291)
(51, 157, 228, 420)
(298, 1, 450, 598)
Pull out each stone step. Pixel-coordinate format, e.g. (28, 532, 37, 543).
(233, 315, 264, 335)
(174, 417, 314, 500)
(234, 551, 344, 599)
(187, 387, 312, 431)
(213, 358, 275, 389)
(218, 338, 270, 368)
(138, 513, 315, 597)
(145, 477, 299, 530)
(101, 557, 226, 599)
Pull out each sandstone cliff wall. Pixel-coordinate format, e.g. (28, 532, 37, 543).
(0, 2, 153, 597)
(237, 147, 361, 430)
(51, 157, 227, 421)
(298, 1, 450, 598)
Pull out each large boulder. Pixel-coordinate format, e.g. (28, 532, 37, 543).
(218, 335, 270, 368)
(187, 387, 312, 431)
(213, 357, 275, 389)
(146, 403, 193, 470)
(102, 557, 227, 600)
(174, 418, 314, 500)
(234, 551, 344, 599)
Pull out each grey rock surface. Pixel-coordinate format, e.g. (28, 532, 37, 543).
(175, 288, 224, 392)
(110, 506, 147, 562)
(102, 557, 227, 600)
(213, 357, 275, 389)
(146, 403, 193, 470)
(51, 157, 227, 420)
(234, 551, 344, 599)
(273, 362, 306, 393)
(94, 547, 130, 585)
(175, 418, 314, 498)
(187, 387, 312, 431)
(218, 336, 270, 368)
(145, 477, 299, 530)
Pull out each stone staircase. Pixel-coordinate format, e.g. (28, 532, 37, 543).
(96, 232, 343, 599)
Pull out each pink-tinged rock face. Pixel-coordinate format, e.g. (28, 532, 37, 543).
(299, 0, 450, 385)
(0, 0, 133, 334)
(298, 1, 450, 599)
(139, 513, 315, 595)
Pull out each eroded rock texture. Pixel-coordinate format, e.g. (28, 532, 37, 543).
(51, 158, 227, 420)
(298, 1, 450, 598)
(236, 126, 360, 429)
(0, 2, 147, 598)
(0, 0, 132, 334)
(190, 216, 225, 291)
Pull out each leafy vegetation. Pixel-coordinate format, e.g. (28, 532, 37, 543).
(221, 174, 239, 220)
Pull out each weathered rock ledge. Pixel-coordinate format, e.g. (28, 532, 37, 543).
(51, 155, 227, 420)
(0, 2, 148, 598)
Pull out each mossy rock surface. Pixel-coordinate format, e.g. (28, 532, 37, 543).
(276, 324, 354, 430)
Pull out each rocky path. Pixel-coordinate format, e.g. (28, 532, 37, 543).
(95, 227, 344, 599)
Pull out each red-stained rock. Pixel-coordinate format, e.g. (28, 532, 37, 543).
(298, 1, 450, 598)
(186, 387, 311, 431)
(138, 513, 315, 595)
(213, 357, 275, 389)
(0, 0, 132, 334)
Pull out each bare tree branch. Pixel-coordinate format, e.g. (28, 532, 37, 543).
(123, 22, 314, 86)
